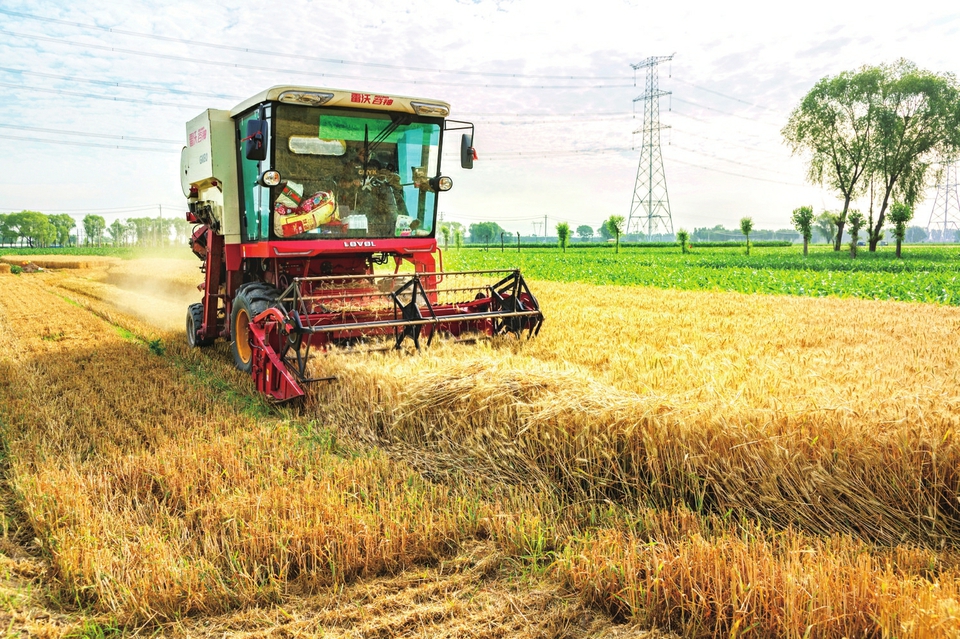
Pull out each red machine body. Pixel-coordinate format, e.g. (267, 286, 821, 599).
(182, 86, 543, 401)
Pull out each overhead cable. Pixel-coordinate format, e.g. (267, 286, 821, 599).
(672, 96, 781, 124)
(0, 8, 633, 81)
(671, 78, 777, 112)
(7, 133, 178, 153)
(0, 80, 204, 109)
(0, 66, 240, 100)
(0, 29, 634, 90)
(0, 122, 179, 144)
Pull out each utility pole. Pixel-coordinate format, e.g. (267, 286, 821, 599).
(627, 55, 675, 240)
(926, 160, 960, 242)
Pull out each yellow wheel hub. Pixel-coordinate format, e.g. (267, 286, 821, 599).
(235, 308, 252, 364)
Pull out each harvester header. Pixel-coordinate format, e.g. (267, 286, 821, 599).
(181, 85, 542, 401)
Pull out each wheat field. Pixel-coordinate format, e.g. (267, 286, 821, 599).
(0, 257, 958, 637)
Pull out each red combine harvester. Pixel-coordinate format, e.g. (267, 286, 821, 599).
(180, 86, 543, 401)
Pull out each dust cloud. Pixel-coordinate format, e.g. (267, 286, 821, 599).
(61, 258, 204, 333)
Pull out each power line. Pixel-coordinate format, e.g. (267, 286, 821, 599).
(669, 143, 796, 178)
(0, 66, 636, 121)
(461, 110, 633, 117)
(668, 157, 806, 187)
(0, 7, 633, 82)
(0, 29, 633, 90)
(483, 147, 633, 159)
(672, 96, 781, 124)
(1, 204, 179, 213)
(0, 80, 204, 109)
(0, 66, 241, 100)
(671, 125, 787, 158)
(472, 114, 635, 126)
(7, 133, 178, 153)
(0, 122, 179, 144)
(671, 78, 777, 112)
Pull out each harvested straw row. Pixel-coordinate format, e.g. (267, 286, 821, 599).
(307, 282, 960, 547)
(0, 276, 482, 622)
(0, 255, 115, 269)
(0, 263, 10, 274)
(311, 353, 960, 546)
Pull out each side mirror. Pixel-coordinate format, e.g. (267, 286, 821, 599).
(460, 133, 475, 170)
(244, 119, 268, 162)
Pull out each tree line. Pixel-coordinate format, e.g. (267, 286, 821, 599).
(0, 211, 194, 248)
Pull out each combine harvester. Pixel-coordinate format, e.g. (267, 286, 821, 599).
(180, 86, 543, 401)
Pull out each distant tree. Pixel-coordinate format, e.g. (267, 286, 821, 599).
(444, 221, 464, 239)
(576, 224, 594, 240)
(847, 210, 866, 258)
(128, 217, 152, 246)
(0, 214, 12, 245)
(814, 212, 838, 244)
(598, 218, 614, 241)
(905, 225, 927, 243)
(48, 214, 75, 247)
(454, 228, 463, 250)
(158, 217, 175, 247)
(106, 219, 127, 247)
(676, 228, 690, 254)
(606, 215, 625, 253)
(556, 222, 570, 252)
(172, 217, 193, 245)
(7, 211, 55, 247)
(468, 221, 505, 245)
(439, 223, 451, 248)
(888, 201, 914, 258)
(83, 214, 106, 246)
(791, 205, 815, 256)
(739, 217, 754, 255)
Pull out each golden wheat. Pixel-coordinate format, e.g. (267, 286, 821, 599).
(2, 264, 960, 636)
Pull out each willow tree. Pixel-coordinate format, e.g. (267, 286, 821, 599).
(814, 211, 839, 245)
(783, 67, 882, 251)
(866, 60, 960, 251)
(888, 201, 913, 258)
(847, 210, 865, 258)
(791, 205, 814, 256)
(740, 216, 754, 255)
(606, 215, 625, 254)
(556, 222, 571, 252)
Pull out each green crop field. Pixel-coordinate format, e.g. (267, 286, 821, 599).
(445, 244, 960, 305)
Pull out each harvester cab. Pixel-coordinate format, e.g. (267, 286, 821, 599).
(180, 86, 543, 402)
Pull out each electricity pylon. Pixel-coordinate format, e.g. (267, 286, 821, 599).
(926, 160, 960, 242)
(627, 55, 674, 239)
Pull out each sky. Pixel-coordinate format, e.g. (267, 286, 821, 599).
(1, 0, 958, 237)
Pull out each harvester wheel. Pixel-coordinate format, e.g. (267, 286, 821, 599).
(186, 303, 215, 347)
(230, 283, 280, 373)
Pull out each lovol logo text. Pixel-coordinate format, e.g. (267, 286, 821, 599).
(344, 241, 375, 248)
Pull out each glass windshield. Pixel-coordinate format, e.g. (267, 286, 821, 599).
(272, 104, 441, 240)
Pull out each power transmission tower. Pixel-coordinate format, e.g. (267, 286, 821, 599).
(627, 55, 674, 239)
(926, 160, 960, 242)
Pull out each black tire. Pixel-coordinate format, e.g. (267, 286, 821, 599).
(230, 283, 280, 373)
(186, 302, 215, 347)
